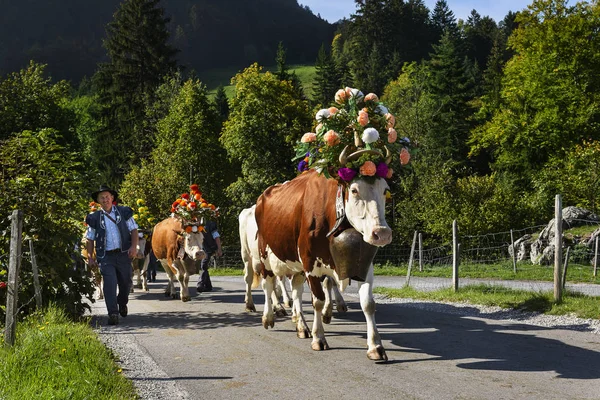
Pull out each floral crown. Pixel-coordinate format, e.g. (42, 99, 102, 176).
(294, 87, 411, 182)
(170, 184, 219, 228)
(132, 199, 156, 231)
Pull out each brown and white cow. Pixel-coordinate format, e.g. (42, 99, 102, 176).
(255, 169, 391, 361)
(152, 217, 205, 302)
(132, 230, 153, 292)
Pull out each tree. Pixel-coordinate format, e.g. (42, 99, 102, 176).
(470, 0, 600, 184)
(93, 0, 178, 185)
(0, 129, 95, 321)
(312, 43, 339, 107)
(0, 61, 74, 145)
(220, 63, 312, 213)
(213, 85, 230, 123)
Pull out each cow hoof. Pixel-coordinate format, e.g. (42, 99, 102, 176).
(297, 328, 311, 339)
(367, 345, 388, 362)
(311, 339, 329, 351)
(164, 291, 171, 297)
(336, 303, 348, 313)
(135, 283, 142, 289)
(245, 304, 256, 313)
(181, 296, 191, 302)
(262, 317, 274, 329)
(322, 314, 332, 324)
(274, 307, 287, 317)
(284, 300, 293, 308)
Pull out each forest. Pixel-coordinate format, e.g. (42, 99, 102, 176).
(1, 0, 599, 320)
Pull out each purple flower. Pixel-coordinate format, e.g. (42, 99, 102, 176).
(375, 162, 389, 178)
(298, 160, 308, 172)
(337, 167, 357, 182)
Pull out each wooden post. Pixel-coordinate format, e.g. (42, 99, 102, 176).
(553, 195, 563, 303)
(405, 230, 418, 287)
(4, 210, 23, 347)
(594, 237, 598, 278)
(418, 232, 423, 272)
(29, 239, 43, 309)
(562, 246, 570, 290)
(510, 229, 517, 274)
(452, 220, 459, 292)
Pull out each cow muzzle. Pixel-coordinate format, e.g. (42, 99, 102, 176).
(366, 226, 392, 247)
(189, 249, 206, 261)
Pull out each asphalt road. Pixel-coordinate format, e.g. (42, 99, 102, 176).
(90, 273, 600, 400)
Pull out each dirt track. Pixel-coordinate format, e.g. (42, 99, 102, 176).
(91, 274, 600, 400)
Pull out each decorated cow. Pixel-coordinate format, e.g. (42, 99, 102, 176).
(254, 87, 411, 361)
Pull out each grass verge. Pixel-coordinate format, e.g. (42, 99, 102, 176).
(0, 306, 138, 400)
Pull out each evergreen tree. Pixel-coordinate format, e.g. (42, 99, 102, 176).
(312, 44, 339, 107)
(275, 41, 290, 82)
(213, 85, 230, 123)
(431, 0, 458, 39)
(93, 0, 178, 185)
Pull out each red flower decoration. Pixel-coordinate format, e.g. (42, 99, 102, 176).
(190, 184, 199, 192)
(0, 282, 7, 289)
(181, 193, 190, 200)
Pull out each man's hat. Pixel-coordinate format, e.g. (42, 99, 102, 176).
(91, 185, 118, 202)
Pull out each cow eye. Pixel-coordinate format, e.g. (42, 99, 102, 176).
(351, 188, 358, 195)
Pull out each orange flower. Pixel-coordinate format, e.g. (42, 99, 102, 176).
(386, 168, 394, 179)
(210, 204, 216, 210)
(327, 106, 339, 115)
(180, 199, 188, 207)
(181, 193, 190, 200)
(365, 93, 379, 102)
(301, 132, 316, 143)
(357, 110, 369, 127)
(190, 184, 199, 192)
(385, 113, 396, 129)
(315, 123, 323, 133)
(387, 128, 397, 143)
(400, 147, 411, 165)
(323, 130, 340, 146)
(185, 226, 193, 233)
(171, 201, 180, 209)
(335, 89, 347, 103)
(200, 202, 208, 208)
(359, 161, 377, 176)
(194, 193, 202, 201)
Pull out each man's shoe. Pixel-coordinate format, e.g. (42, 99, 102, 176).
(119, 304, 128, 317)
(108, 314, 119, 325)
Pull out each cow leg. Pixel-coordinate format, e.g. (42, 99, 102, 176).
(271, 288, 287, 317)
(359, 266, 387, 361)
(307, 275, 329, 351)
(132, 259, 142, 290)
(141, 255, 150, 292)
(243, 258, 256, 312)
(332, 279, 347, 313)
(261, 275, 275, 329)
(277, 276, 292, 308)
(322, 276, 334, 324)
(178, 270, 191, 302)
(160, 260, 177, 299)
(291, 273, 310, 338)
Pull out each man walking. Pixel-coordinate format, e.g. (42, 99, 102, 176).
(86, 185, 138, 325)
(196, 219, 222, 293)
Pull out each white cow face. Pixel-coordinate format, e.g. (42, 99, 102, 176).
(135, 232, 147, 259)
(183, 225, 206, 261)
(344, 177, 392, 247)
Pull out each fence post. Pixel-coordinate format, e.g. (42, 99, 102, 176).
(452, 220, 459, 292)
(405, 230, 418, 287)
(418, 232, 423, 272)
(29, 239, 43, 309)
(4, 210, 23, 347)
(510, 229, 517, 274)
(562, 246, 570, 290)
(594, 238, 598, 278)
(554, 195, 563, 303)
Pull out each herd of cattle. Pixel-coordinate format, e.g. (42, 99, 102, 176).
(84, 169, 393, 361)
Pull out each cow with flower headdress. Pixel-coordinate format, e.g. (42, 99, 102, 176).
(254, 87, 411, 361)
(151, 184, 219, 301)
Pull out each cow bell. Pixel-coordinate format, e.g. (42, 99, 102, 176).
(329, 228, 378, 281)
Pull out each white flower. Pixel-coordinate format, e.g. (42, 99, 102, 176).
(401, 137, 411, 144)
(315, 108, 330, 122)
(375, 105, 389, 115)
(347, 88, 364, 101)
(362, 128, 379, 144)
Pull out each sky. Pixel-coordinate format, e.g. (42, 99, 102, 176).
(298, 0, 533, 24)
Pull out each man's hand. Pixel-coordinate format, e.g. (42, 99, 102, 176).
(216, 248, 223, 257)
(128, 246, 137, 259)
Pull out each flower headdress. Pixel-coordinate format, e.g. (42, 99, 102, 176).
(294, 87, 411, 181)
(132, 199, 156, 231)
(170, 184, 219, 229)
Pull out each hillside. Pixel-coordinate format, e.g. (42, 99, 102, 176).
(0, 0, 335, 83)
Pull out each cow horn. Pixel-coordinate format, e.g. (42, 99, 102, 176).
(354, 130, 362, 147)
(346, 149, 384, 163)
(385, 145, 392, 164)
(339, 145, 351, 166)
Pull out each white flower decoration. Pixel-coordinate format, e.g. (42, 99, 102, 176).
(315, 108, 330, 122)
(362, 128, 379, 144)
(375, 105, 389, 115)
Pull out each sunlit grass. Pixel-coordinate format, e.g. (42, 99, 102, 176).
(0, 306, 138, 400)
